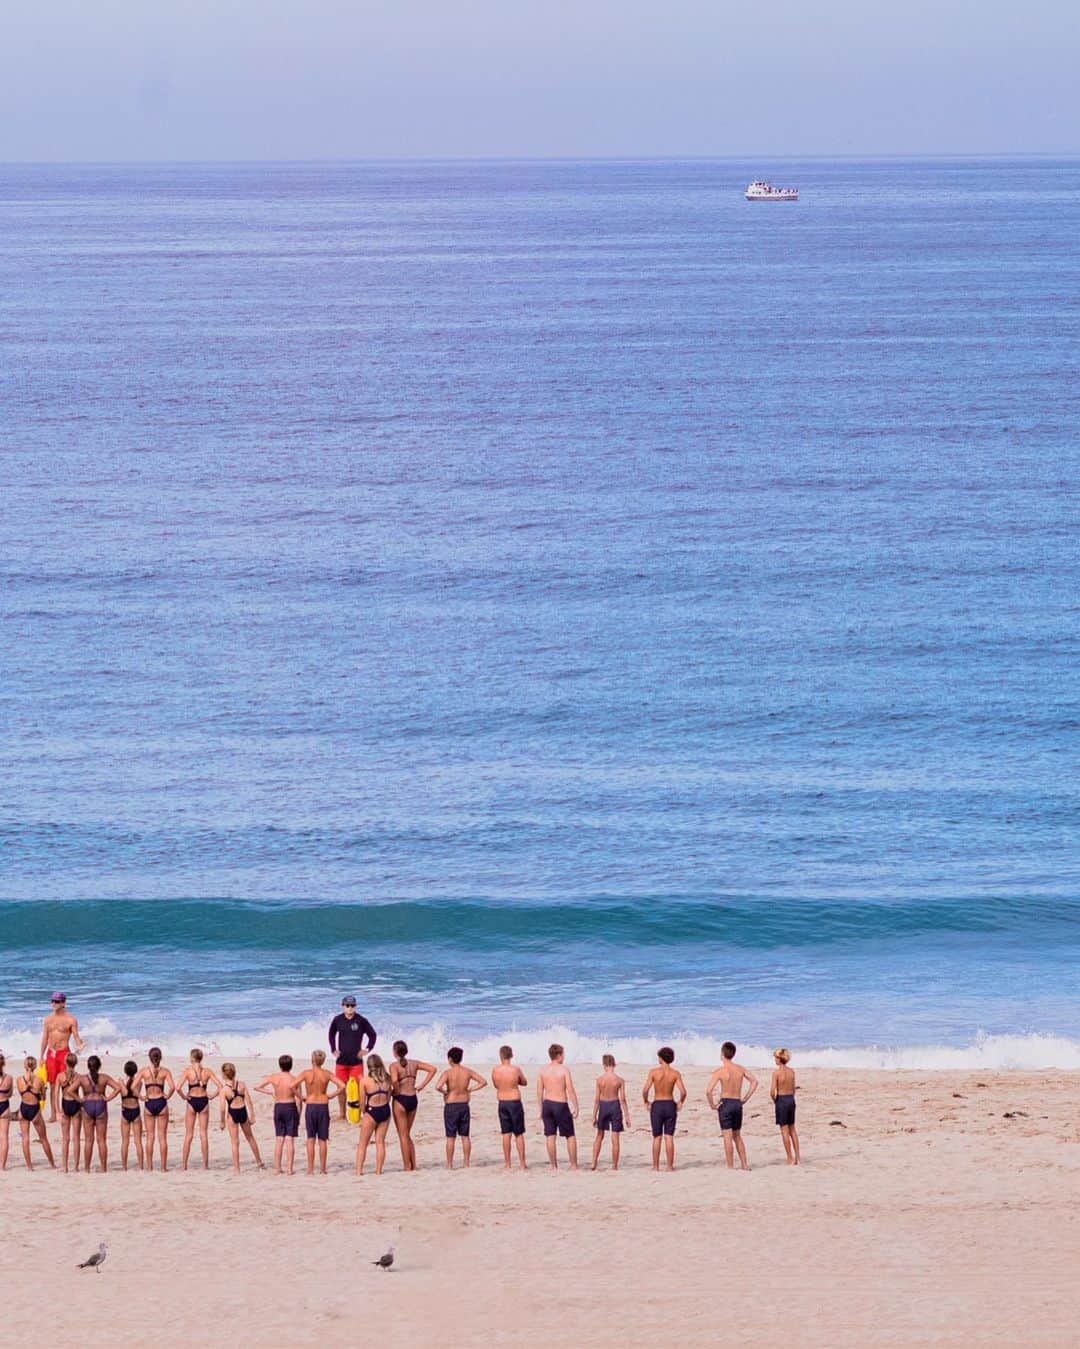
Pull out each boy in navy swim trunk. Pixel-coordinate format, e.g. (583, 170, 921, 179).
(591, 1054, 631, 1171)
(770, 1048, 800, 1165)
(255, 1055, 302, 1175)
(435, 1047, 486, 1170)
(642, 1047, 687, 1172)
(537, 1044, 579, 1171)
(491, 1045, 529, 1170)
(705, 1041, 759, 1171)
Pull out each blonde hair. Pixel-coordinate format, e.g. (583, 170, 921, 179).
(312, 1050, 326, 1067)
(190, 1048, 204, 1063)
(221, 1062, 237, 1080)
(366, 1054, 390, 1089)
(773, 1048, 791, 1065)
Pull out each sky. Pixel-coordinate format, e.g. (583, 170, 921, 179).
(1, 0, 1077, 160)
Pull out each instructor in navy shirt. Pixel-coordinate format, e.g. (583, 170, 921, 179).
(328, 995, 377, 1118)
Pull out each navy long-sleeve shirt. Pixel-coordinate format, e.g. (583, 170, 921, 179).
(328, 1011, 377, 1065)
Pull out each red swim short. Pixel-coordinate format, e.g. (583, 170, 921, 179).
(45, 1048, 68, 1082)
(334, 1062, 365, 1084)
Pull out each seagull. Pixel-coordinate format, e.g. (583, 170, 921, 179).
(78, 1243, 107, 1273)
(372, 1244, 395, 1271)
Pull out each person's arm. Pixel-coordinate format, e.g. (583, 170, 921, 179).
(206, 1068, 223, 1100)
(642, 1069, 654, 1107)
(618, 1079, 631, 1128)
(566, 1070, 579, 1117)
(468, 1070, 487, 1093)
(39, 1021, 48, 1059)
(769, 1069, 778, 1102)
(71, 1017, 85, 1051)
(675, 1071, 688, 1110)
(253, 1075, 274, 1097)
(592, 1082, 601, 1125)
(435, 1070, 449, 1098)
(175, 1069, 190, 1102)
(360, 1016, 377, 1053)
(103, 1075, 122, 1102)
(328, 1016, 339, 1056)
(163, 1069, 177, 1100)
(415, 1062, 438, 1092)
(705, 1069, 722, 1109)
(742, 1068, 760, 1104)
(516, 1068, 528, 1088)
(326, 1077, 344, 1099)
(536, 1074, 545, 1110)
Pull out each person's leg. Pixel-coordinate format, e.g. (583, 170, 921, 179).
(406, 1113, 417, 1171)
(355, 1115, 374, 1174)
(145, 1115, 156, 1170)
(181, 1107, 195, 1169)
(722, 1129, 735, 1169)
(336, 1066, 348, 1119)
(120, 1118, 130, 1170)
(664, 1135, 675, 1170)
(780, 1124, 793, 1163)
(591, 1129, 603, 1171)
(83, 1115, 95, 1169)
(789, 1125, 800, 1165)
(286, 1136, 296, 1174)
(566, 1137, 578, 1170)
(96, 1115, 108, 1171)
(21, 1119, 34, 1169)
(733, 1129, 749, 1170)
(0, 1116, 8, 1170)
(134, 1118, 145, 1170)
(611, 1131, 620, 1170)
(445, 1136, 455, 1170)
(60, 1116, 71, 1172)
(306, 1134, 316, 1175)
(229, 1119, 241, 1173)
(274, 1136, 285, 1174)
(375, 1120, 388, 1174)
(393, 1101, 411, 1169)
(461, 1134, 472, 1168)
(198, 1110, 210, 1168)
(545, 1134, 557, 1169)
(242, 1121, 263, 1167)
(504, 1130, 514, 1169)
(318, 1138, 328, 1173)
(158, 1113, 170, 1172)
(651, 1135, 661, 1170)
(37, 1115, 56, 1168)
(515, 1133, 528, 1169)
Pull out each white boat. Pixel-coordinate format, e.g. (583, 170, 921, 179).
(745, 180, 798, 201)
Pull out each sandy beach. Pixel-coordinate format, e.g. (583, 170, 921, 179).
(2, 1061, 1078, 1346)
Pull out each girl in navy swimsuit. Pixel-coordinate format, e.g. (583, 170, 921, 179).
(135, 1047, 175, 1173)
(219, 1061, 264, 1173)
(80, 1055, 120, 1172)
(16, 1057, 55, 1171)
(355, 1054, 394, 1177)
(390, 1040, 437, 1172)
(118, 1060, 146, 1172)
(0, 1055, 12, 1171)
(58, 1052, 84, 1173)
(177, 1048, 222, 1172)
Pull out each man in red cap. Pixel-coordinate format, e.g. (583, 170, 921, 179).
(39, 993, 84, 1123)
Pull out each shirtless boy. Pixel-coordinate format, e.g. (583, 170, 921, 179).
(537, 1044, 579, 1171)
(591, 1054, 630, 1171)
(770, 1047, 800, 1165)
(294, 1049, 344, 1175)
(255, 1054, 303, 1175)
(39, 993, 84, 1123)
(706, 1041, 759, 1171)
(435, 1047, 486, 1170)
(642, 1046, 687, 1171)
(491, 1045, 528, 1170)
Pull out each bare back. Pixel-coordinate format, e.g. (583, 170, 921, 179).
(299, 1067, 335, 1103)
(718, 1061, 750, 1099)
(647, 1066, 680, 1101)
(442, 1065, 473, 1103)
(773, 1065, 796, 1094)
(595, 1071, 623, 1102)
(538, 1063, 571, 1102)
(492, 1065, 525, 1100)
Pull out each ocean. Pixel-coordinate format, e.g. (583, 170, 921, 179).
(2, 157, 1078, 1068)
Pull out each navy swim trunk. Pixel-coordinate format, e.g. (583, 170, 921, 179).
(650, 1100, 677, 1137)
(718, 1098, 744, 1132)
(774, 1093, 796, 1127)
(498, 1100, 526, 1136)
(541, 1099, 575, 1138)
(444, 1101, 471, 1137)
(305, 1102, 330, 1140)
(273, 1102, 300, 1137)
(596, 1100, 623, 1133)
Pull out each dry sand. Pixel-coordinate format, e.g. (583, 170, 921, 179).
(3, 1061, 1079, 1346)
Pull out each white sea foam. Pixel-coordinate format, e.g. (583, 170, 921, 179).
(1, 1022, 1078, 1070)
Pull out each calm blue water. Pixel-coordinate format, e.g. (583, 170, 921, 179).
(2, 159, 1078, 1064)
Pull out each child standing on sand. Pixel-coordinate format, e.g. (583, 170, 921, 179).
(770, 1048, 800, 1165)
(255, 1055, 302, 1175)
(591, 1054, 630, 1171)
